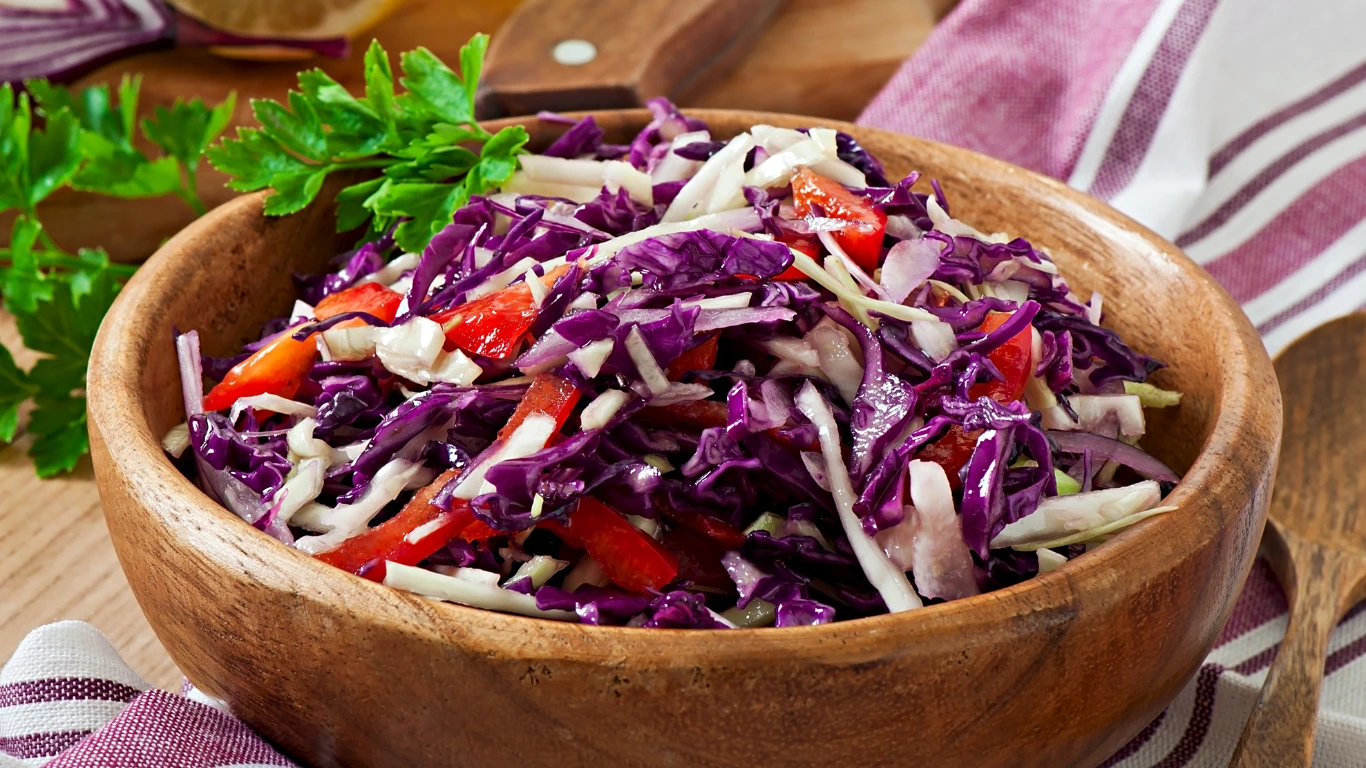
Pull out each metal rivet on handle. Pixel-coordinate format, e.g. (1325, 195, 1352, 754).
(552, 39, 597, 66)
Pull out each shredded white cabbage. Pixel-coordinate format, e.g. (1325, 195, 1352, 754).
(1041, 394, 1145, 437)
(1024, 326, 1059, 411)
(652, 130, 709, 183)
(910, 318, 957, 362)
(624, 326, 670, 397)
(743, 128, 837, 189)
(581, 389, 629, 430)
(505, 555, 568, 589)
(450, 413, 557, 501)
(375, 317, 445, 382)
(562, 554, 610, 591)
(568, 337, 614, 379)
(795, 382, 922, 612)
(501, 171, 600, 203)
(990, 481, 1164, 549)
(322, 325, 379, 362)
(384, 562, 578, 620)
(1013, 506, 1177, 552)
(161, 423, 190, 459)
(294, 459, 426, 553)
(1036, 548, 1068, 573)
(663, 132, 755, 222)
(229, 394, 317, 423)
(270, 457, 326, 526)
(806, 318, 863, 405)
(356, 251, 419, 287)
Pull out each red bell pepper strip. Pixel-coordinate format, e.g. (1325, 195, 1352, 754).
(537, 518, 584, 549)
(315, 282, 404, 324)
(663, 506, 746, 550)
(918, 311, 1034, 486)
(635, 399, 729, 430)
(774, 229, 821, 281)
(660, 527, 737, 594)
(314, 468, 504, 581)
(562, 498, 679, 593)
(666, 335, 719, 380)
(430, 265, 570, 359)
(202, 326, 318, 412)
(203, 283, 413, 412)
(968, 312, 1032, 403)
(498, 373, 582, 441)
(791, 166, 887, 272)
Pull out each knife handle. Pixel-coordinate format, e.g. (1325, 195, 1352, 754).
(476, 0, 785, 118)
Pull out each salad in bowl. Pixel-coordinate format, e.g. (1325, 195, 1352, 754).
(166, 87, 1182, 630)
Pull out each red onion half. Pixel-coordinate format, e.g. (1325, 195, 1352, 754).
(0, 0, 349, 84)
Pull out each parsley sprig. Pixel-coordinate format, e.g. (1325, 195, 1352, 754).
(1, 78, 234, 476)
(208, 35, 527, 254)
(3, 34, 513, 477)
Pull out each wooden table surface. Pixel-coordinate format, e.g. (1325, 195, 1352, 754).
(0, 0, 952, 690)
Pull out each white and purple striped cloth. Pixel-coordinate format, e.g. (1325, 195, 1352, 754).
(862, 0, 1366, 765)
(0, 622, 293, 767)
(5, 1, 1366, 765)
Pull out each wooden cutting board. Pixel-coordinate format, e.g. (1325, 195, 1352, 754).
(0, 0, 956, 690)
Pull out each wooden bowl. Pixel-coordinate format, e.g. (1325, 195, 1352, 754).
(87, 111, 1281, 768)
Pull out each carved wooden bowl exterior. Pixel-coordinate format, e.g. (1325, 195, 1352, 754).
(86, 111, 1281, 768)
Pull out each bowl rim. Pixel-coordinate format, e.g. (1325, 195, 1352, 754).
(87, 108, 1280, 665)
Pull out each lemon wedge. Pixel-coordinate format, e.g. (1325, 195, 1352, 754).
(165, 0, 407, 40)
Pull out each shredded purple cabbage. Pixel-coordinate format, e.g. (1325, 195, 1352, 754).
(173, 101, 1182, 628)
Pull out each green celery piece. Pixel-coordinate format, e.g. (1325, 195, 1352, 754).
(1124, 381, 1183, 408)
(744, 512, 785, 536)
(1054, 470, 1081, 496)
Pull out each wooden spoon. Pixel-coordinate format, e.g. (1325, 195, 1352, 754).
(1230, 312, 1366, 767)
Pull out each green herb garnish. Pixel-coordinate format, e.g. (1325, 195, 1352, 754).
(208, 35, 527, 254)
(1, 79, 234, 476)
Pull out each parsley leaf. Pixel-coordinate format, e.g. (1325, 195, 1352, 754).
(27, 393, 89, 477)
(2, 215, 51, 314)
(208, 35, 523, 253)
(3, 79, 232, 478)
(0, 345, 35, 443)
(142, 93, 237, 170)
(11, 267, 118, 476)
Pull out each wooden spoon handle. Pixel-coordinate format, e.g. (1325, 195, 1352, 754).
(476, 0, 784, 118)
(1230, 524, 1366, 767)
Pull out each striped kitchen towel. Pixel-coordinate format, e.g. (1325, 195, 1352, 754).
(0, 622, 293, 768)
(861, 0, 1366, 765)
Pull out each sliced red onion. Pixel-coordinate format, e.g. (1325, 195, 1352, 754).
(1045, 430, 1179, 483)
(1, 1, 348, 84)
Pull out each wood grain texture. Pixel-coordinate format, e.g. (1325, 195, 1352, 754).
(86, 110, 1282, 768)
(477, 0, 785, 116)
(0, 0, 949, 261)
(1229, 313, 1366, 768)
